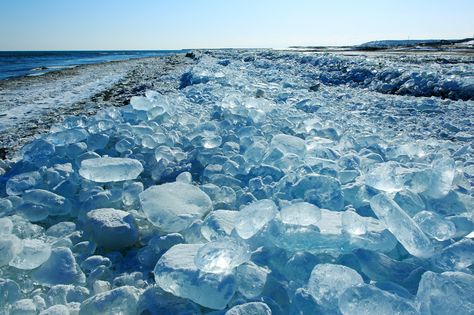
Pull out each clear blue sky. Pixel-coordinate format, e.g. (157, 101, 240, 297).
(0, 0, 472, 50)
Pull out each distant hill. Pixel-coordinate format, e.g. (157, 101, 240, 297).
(358, 38, 474, 50)
(288, 38, 474, 53)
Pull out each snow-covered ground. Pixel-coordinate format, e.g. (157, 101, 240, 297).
(0, 50, 473, 314)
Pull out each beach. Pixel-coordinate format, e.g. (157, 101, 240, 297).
(1, 49, 472, 158)
(0, 48, 473, 313)
(0, 54, 192, 157)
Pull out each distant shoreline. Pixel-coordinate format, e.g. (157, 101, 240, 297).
(0, 50, 189, 81)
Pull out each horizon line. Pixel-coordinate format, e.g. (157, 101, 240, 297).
(1, 37, 472, 52)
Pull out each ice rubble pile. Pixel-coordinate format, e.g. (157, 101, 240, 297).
(298, 53, 474, 101)
(0, 50, 473, 315)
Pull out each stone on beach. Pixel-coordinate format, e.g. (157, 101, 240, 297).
(84, 208, 139, 250)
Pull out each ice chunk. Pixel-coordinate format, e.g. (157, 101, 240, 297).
(79, 286, 140, 315)
(413, 211, 456, 241)
(0, 278, 21, 305)
(0, 217, 13, 234)
(417, 271, 474, 315)
(22, 139, 55, 166)
(140, 182, 212, 233)
(6, 171, 42, 196)
(176, 171, 192, 183)
(225, 302, 272, 315)
(447, 214, 474, 238)
(22, 189, 72, 216)
(79, 157, 144, 182)
(244, 141, 267, 164)
(92, 280, 111, 295)
(130, 95, 156, 111)
(194, 239, 250, 273)
(394, 190, 425, 217)
(270, 134, 306, 156)
(234, 199, 278, 239)
(32, 247, 85, 286)
(266, 218, 330, 252)
(9, 239, 51, 270)
(45, 284, 89, 306)
(148, 233, 185, 254)
(46, 128, 88, 146)
(11, 299, 36, 315)
(280, 202, 321, 226)
(352, 249, 422, 292)
(46, 221, 76, 238)
(432, 238, 474, 271)
(201, 210, 238, 241)
(265, 208, 387, 253)
(202, 135, 222, 149)
(80, 255, 112, 273)
(0, 235, 22, 267)
(284, 251, 319, 288)
(342, 210, 367, 235)
(122, 181, 143, 208)
(365, 162, 403, 193)
(339, 284, 419, 315)
(39, 305, 70, 315)
(370, 193, 434, 258)
(291, 288, 325, 315)
(307, 264, 363, 310)
(424, 157, 455, 199)
(0, 198, 13, 216)
(154, 244, 236, 309)
(17, 202, 49, 222)
(291, 175, 344, 210)
(235, 262, 269, 299)
(85, 208, 139, 250)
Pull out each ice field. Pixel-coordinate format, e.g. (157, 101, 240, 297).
(0, 49, 473, 314)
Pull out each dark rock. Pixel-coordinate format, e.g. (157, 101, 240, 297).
(309, 83, 320, 92)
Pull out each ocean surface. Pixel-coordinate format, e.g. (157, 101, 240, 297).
(0, 50, 187, 80)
